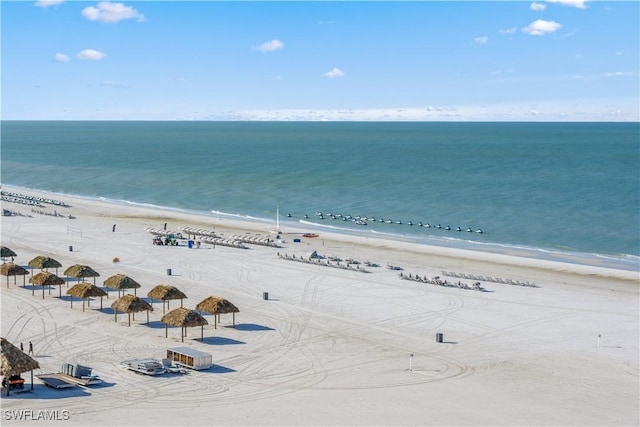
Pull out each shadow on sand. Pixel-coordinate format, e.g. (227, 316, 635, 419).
(199, 336, 245, 346)
(2, 384, 91, 400)
(227, 323, 274, 331)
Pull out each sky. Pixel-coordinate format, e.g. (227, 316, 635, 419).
(1, 0, 638, 121)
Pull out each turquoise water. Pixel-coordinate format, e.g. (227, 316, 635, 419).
(1, 121, 638, 268)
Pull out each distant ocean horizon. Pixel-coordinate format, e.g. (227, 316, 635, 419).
(2, 120, 638, 271)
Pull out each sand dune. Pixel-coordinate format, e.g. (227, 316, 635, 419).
(1, 185, 638, 426)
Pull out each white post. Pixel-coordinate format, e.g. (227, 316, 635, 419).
(597, 334, 601, 348)
(409, 354, 413, 371)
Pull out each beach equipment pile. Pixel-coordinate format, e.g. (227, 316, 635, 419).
(441, 271, 537, 287)
(278, 252, 370, 273)
(228, 234, 280, 248)
(178, 226, 219, 239)
(199, 236, 247, 249)
(144, 227, 184, 238)
(1, 191, 69, 208)
(399, 272, 486, 291)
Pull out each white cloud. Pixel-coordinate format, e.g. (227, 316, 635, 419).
(81, 2, 145, 23)
(546, 0, 588, 9)
(530, 2, 547, 11)
(224, 99, 638, 122)
(605, 71, 634, 77)
(499, 27, 517, 35)
(255, 39, 284, 52)
(54, 53, 69, 62)
(324, 67, 345, 78)
(77, 49, 106, 60)
(475, 36, 488, 44)
(522, 19, 562, 35)
(34, 0, 63, 7)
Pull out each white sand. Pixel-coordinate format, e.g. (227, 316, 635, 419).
(1, 185, 638, 426)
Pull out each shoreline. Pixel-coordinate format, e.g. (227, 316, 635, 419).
(2, 184, 638, 276)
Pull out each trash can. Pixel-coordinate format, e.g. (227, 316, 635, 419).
(263, 292, 269, 300)
(166, 268, 172, 276)
(68, 245, 73, 252)
(188, 240, 194, 248)
(436, 333, 444, 343)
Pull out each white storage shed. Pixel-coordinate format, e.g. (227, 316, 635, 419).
(166, 347, 213, 370)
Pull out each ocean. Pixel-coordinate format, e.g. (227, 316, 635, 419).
(1, 121, 638, 270)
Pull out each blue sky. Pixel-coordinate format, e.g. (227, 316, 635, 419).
(2, 0, 638, 121)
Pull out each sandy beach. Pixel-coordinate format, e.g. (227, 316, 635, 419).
(1, 184, 638, 426)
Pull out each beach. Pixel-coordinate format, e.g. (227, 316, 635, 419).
(1, 184, 638, 426)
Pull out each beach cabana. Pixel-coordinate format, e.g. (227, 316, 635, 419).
(29, 271, 65, 299)
(0, 247, 17, 263)
(103, 274, 141, 298)
(1, 337, 39, 395)
(66, 282, 107, 311)
(147, 285, 187, 314)
(64, 264, 100, 286)
(110, 294, 153, 326)
(161, 307, 208, 342)
(0, 263, 29, 288)
(27, 256, 62, 276)
(195, 296, 240, 329)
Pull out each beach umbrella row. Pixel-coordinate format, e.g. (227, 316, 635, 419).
(4, 252, 241, 342)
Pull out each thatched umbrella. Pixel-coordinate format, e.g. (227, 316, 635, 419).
(29, 271, 65, 299)
(0, 263, 29, 288)
(0, 247, 17, 263)
(66, 282, 107, 311)
(196, 296, 240, 329)
(111, 294, 153, 326)
(103, 274, 141, 299)
(160, 307, 207, 342)
(147, 284, 187, 314)
(27, 256, 62, 276)
(64, 264, 100, 287)
(1, 337, 39, 395)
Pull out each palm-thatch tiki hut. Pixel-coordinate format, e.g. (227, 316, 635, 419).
(1, 337, 39, 395)
(111, 294, 153, 326)
(64, 264, 100, 287)
(29, 271, 65, 299)
(0, 263, 29, 288)
(147, 284, 187, 314)
(27, 256, 62, 277)
(196, 296, 240, 329)
(161, 307, 208, 342)
(66, 282, 107, 311)
(103, 274, 141, 299)
(0, 246, 17, 263)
